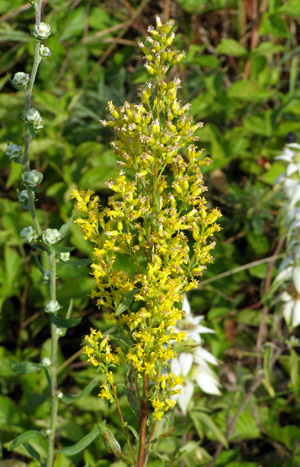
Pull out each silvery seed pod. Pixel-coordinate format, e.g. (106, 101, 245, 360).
(22, 170, 43, 188)
(6, 143, 22, 162)
(42, 228, 61, 245)
(59, 252, 70, 262)
(20, 226, 38, 243)
(45, 300, 60, 313)
(25, 108, 44, 129)
(40, 44, 52, 57)
(32, 22, 51, 40)
(18, 189, 30, 209)
(41, 357, 52, 367)
(11, 72, 30, 90)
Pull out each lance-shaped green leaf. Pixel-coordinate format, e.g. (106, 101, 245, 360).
(191, 412, 228, 448)
(31, 251, 44, 274)
(115, 289, 138, 317)
(98, 423, 130, 463)
(148, 424, 190, 444)
(59, 212, 74, 238)
(57, 425, 100, 456)
(64, 259, 92, 268)
(23, 442, 43, 465)
(51, 245, 75, 254)
(126, 367, 141, 418)
(61, 378, 100, 404)
(8, 430, 44, 451)
(10, 360, 42, 375)
(50, 315, 81, 329)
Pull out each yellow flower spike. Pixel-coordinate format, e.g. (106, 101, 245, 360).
(75, 18, 221, 430)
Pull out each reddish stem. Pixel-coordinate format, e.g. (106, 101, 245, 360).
(137, 374, 149, 467)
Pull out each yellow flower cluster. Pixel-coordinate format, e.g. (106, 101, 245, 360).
(74, 17, 221, 421)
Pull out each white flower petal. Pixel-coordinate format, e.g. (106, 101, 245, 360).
(292, 300, 300, 327)
(182, 294, 191, 315)
(176, 381, 194, 414)
(194, 347, 219, 366)
(283, 300, 294, 326)
(287, 163, 298, 177)
(170, 358, 181, 376)
(179, 352, 193, 376)
(195, 368, 221, 395)
(293, 267, 300, 294)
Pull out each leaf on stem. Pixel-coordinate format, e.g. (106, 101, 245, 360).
(98, 423, 130, 462)
(57, 425, 100, 456)
(61, 378, 100, 404)
(8, 431, 44, 451)
(10, 360, 42, 375)
(59, 212, 74, 238)
(126, 367, 141, 418)
(115, 289, 138, 317)
(50, 315, 82, 329)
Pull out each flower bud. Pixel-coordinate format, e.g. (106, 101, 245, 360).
(32, 22, 51, 40)
(20, 226, 38, 243)
(42, 228, 61, 245)
(11, 72, 30, 90)
(42, 357, 52, 367)
(25, 108, 44, 130)
(45, 299, 60, 313)
(56, 328, 64, 337)
(57, 391, 63, 399)
(22, 170, 43, 188)
(18, 189, 31, 209)
(6, 143, 22, 162)
(58, 252, 70, 262)
(40, 44, 52, 57)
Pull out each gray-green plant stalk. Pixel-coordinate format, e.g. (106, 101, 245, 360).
(22, 2, 59, 465)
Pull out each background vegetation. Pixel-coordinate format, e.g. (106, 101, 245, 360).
(1, 0, 300, 465)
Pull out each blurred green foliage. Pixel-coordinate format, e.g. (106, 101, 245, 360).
(1, 0, 300, 465)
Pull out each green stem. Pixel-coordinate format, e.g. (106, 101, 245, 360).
(46, 251, 59, 467)
(23, 0, 43, 236)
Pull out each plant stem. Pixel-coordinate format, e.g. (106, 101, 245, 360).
(137, 374, 149, 467)
(23, 3, 59, 465)
(24, 0, 43, 236)
(46, 251, 59, 467)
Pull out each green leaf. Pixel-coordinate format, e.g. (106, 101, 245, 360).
(279, 0, 300, 20)
(61, 378, 100, 404)
(10, 360, 42, 375)
(9, 431, 44, 451)
(32, 243, 49, 252)
(150, 424, 191, 444)
(115, 289, 138, 317)
(50, 315, 82, 329)
(290, 348, 299, 394)
(64, 259, 92, 268)
(192, 412, 228, 448)
(98, 424, 127, 460)
(23, 442, 44, 465)
(260, 12, 290, 38)
(126, 424, 139, 440)
(216, 39, 248, 57)
(31, 251, 44, 275)
(154, 191, 160, 210)
(57, 425, 100, 456)
(126, 367, 141, 417)
(59, 212, 74, 238)
(190, 412, 204, 439)
(51, 245, 75, 253)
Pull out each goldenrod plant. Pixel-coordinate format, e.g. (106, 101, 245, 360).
(6, 1, 75, 466)
(73, 16, 221, 466)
